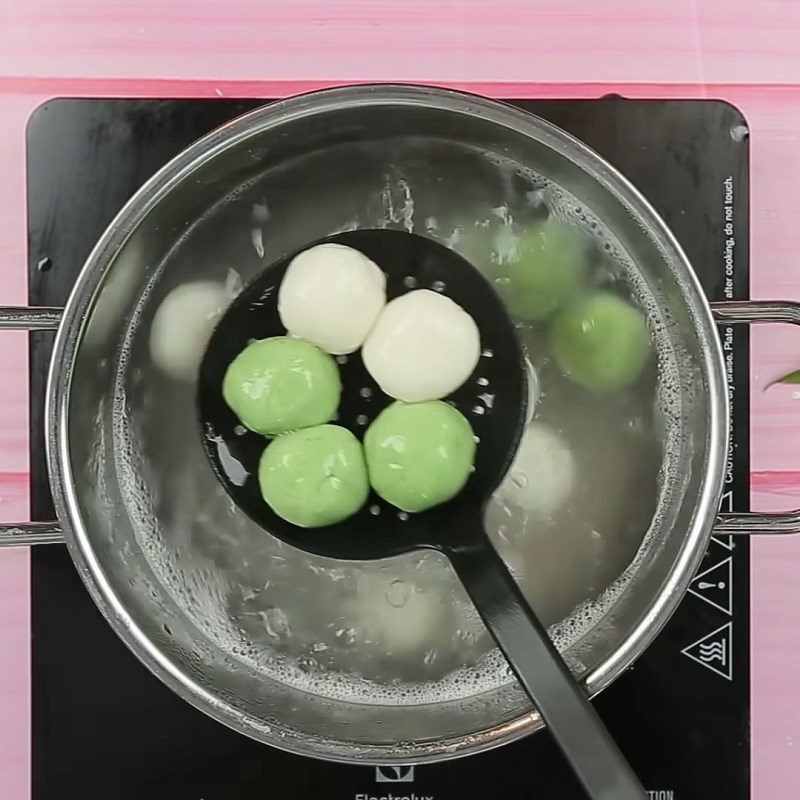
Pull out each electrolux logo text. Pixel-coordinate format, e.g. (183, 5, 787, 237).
(355, 794, 432, 800)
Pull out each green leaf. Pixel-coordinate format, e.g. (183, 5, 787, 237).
(766, 369, 800, 389)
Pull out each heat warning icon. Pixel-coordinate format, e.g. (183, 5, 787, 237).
(681, 621, 733, 681)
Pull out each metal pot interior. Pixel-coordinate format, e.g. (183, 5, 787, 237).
(54, 86, 727, 762)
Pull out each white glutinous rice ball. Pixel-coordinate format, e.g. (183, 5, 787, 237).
(278, 243, 386, 355)
(497, 424, 575, 517)
(362, 289, 480, 402)
(350, 571, 450, 657)
(149, 280, 230, 381)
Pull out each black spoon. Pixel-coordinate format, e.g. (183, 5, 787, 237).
(197, 229, 646, 800)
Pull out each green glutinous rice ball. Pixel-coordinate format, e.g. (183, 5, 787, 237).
(550, 291, 651, 392)
(258, 425, 369, 527)
(496, 220, 589, 321)
(222, 336, 341, 435)
(364, 401, 476, 513)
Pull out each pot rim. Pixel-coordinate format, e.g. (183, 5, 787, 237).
(43, 83, 728, 764)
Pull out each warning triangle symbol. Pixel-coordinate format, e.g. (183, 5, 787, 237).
(687, 556, 732, 615)
(713, 492, 735, 550)
(711, 534, 734, 551)
(681, 622, 733, 681)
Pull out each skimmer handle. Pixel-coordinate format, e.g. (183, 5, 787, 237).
(447, 535, 646, 800)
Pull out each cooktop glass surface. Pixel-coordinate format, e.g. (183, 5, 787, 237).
(27, 97, 749, 800)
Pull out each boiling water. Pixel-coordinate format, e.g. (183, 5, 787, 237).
(111, 138, 675, 704)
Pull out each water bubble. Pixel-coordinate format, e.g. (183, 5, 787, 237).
(511, 472, 528, 489)
(297, 656, 318, 673)
(355, 414, 369, 426)
(445, 226, 462, 248)
(525, 189, 545, 207)
(369, 504, 381, 516)
(398, 511, 410, 522)
(482, 348, 494, 358)
(627, 416, 645, 433)
(472, 405, 485, 415)
(336, 355, 348, 365)
(337, 627, 358, 646)
(403, 275, 418, 289)
(385, 579, 411, 608)
(431, 279, 446, 292)
(359, 387, 373, 399)
(259, 607, 291, 640)
(251, 227, 265, 259)
(477, 376, 489, 387)
(252, 201, 270, 223)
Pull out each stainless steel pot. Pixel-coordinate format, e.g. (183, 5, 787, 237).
(1, 85, 798, 764)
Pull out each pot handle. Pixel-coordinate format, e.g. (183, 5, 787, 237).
(0, 306, 65, 547)
(0, 522, 64, 546)
(2, 300, 798, 544)
(711, 300, 800, 535)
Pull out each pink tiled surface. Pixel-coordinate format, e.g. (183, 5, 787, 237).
(1, 3, 800, 798)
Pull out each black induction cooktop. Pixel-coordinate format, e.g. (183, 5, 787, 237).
(27, 96, 750, 800)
